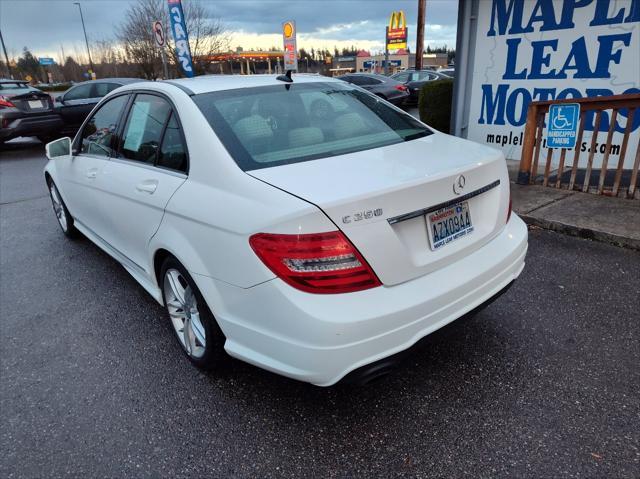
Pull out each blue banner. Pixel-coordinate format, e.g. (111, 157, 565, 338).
(167, 0, 194, 78)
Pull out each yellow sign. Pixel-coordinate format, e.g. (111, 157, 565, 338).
(283, 21, 294, 39)
(386, 10, 408, 51)
(388, 11, 406, 30)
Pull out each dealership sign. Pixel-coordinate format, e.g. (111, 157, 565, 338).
(464, 0, 639, 167)
(167, 0, 194, 78)
(386, 11, 408, 51)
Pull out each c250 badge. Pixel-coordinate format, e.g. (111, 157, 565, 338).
(342, 209, 383, 224)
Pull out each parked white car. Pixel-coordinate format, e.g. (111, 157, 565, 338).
(44, 74, 527, 386)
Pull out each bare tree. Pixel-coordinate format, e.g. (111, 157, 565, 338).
(61, 56, 84, 82)
(93, 38, 121, 77)
(180, 0, 229, 74)
(117, 0, 228, 79)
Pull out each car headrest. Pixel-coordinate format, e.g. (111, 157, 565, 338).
(288, 127, 324, 149)
(334, 113, 368, 140)
(232, 115, 273, 148)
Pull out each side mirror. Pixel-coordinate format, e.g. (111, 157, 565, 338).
(45, 137, 72, 160)
(55, 96, 64, 104)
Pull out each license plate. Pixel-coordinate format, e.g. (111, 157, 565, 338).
(28, 100, 44, 109)
(427, 201, 474, 250)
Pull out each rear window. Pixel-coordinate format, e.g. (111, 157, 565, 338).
(0, 82, 37, 95)
(193, 82, 431, 171)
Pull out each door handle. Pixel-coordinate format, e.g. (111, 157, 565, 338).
(86, 168, 98, 179)
(136, 180, 158, 194)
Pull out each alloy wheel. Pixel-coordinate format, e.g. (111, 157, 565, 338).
(49, 183, 68, 232)
(163, 268, 206, 358)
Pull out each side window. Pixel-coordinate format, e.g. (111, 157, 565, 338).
(93, 82, 121, 98)
(157, 113, 187, 173)
(120, 94, 171, 164)
(64, 84, 92, 101)
(393, 72, 410, 82)
(79, 95, 128, 157)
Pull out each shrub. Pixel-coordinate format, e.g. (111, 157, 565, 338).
(418, 79, 454, 133)
(38, 83, 74, 92)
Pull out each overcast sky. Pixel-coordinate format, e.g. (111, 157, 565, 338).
(0, 0, 458, 61)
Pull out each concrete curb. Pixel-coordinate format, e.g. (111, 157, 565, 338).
(519, 214, 640, 251)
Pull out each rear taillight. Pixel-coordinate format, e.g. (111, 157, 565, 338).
(249, 231, 382, 294)
(0, 96, 15, 108)
(395, 85, 408, 92)
(507, 194, 513, 223)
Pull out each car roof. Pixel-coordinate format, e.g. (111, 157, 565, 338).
(349, 72, 394, 80)
(347, 72, 386, 78)
(159, 74, 340, 95)
(71, 78, 144, 86)
(0, 79, 29, 84)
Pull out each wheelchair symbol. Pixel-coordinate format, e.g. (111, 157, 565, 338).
(552, 106, 573, 130)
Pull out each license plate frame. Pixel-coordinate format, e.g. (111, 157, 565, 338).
(28, 100, 44, 109)
(426, 201, 474, 250)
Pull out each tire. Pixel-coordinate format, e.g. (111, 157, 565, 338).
(47, 179, 78, 238)
(160, 257, 226, 370)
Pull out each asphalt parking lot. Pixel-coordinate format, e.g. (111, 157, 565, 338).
(1, 140, 639, 478)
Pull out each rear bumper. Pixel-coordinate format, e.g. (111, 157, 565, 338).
(0, 113, 63, 141)
(194, 214, 528, 386)
(388, 93, 409, 106)
(341, 279, 515, 385)
(407, 89, 420, 104)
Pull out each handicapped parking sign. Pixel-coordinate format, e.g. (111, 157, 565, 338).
(547, 103, 580, 149)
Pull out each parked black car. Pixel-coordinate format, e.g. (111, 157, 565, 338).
(438, 68, 455, 78)
(0, 79, 62, 145)
(54, 78, 142, 137)
(390, 70, 452, 105)
(336, 73, 409, 106)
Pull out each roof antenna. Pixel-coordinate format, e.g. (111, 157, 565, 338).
(276, 69, 293, 83)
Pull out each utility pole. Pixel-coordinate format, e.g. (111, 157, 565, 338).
(415, 0, 426, 70)
(74, 2, 94, 77)
(0, 29, 13, 79)
(384, 27, 389, 75)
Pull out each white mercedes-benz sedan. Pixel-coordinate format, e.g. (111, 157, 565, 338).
(44, 74, 527, 386)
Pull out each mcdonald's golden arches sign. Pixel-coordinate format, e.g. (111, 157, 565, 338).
(386, 11, 408, 51)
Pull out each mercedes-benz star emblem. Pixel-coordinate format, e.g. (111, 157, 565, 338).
(453, 175, 466, 195)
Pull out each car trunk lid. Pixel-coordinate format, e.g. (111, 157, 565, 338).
(1, 89, 53, 113)
(248, 133, 511, 286)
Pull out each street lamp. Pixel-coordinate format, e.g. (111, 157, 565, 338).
(73, 2, 94, 76)
(0, 29, 13, 79)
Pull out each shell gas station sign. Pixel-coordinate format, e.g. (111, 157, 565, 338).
(282, 20, 298, 71)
